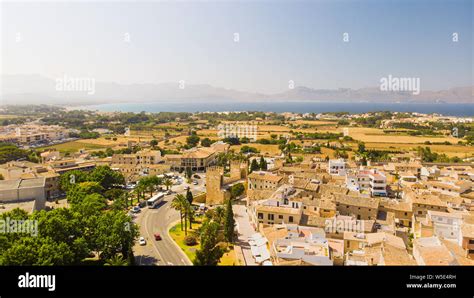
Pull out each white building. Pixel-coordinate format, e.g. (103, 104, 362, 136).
(328, 159, 346, 176)
(346, 169, 387, 197)
(427, 211, 463, 244)
(427, 180, 472, 197)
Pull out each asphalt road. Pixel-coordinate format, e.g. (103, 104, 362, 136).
(133, 175, 206, 266)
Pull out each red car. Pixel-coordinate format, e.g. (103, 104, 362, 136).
(154, 233, 162, 241)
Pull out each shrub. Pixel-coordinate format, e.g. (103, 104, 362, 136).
(184, 235, 197, 246)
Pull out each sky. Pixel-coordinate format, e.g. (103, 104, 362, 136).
(1, 0, 472, 94)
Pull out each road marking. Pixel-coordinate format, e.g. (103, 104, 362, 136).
(143, 209, 165, 265)
(167, 262, 173, 265)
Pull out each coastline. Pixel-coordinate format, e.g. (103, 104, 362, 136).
(65, 101, 474, 117)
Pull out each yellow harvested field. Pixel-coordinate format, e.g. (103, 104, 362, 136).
(197, 129, 218, 137)
(293, 120, 337, 125)
(40, 141, 107, 154)
(365, 143, 474, 158)
(257, 125, 291, 132)
(75, 136, 138, 147)
(158, 135, 189, 147)
(0, 114, 22, 119)
(232, 144, 281, 155)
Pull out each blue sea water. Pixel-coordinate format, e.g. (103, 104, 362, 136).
(81, 101, 474, 117)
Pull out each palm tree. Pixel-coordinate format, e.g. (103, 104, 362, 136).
(171, 194, 187, 231)
(122, 191, 133, 207)
(105, 254, 128, 266)
(150, 176, 163, 194)
(163, 178, 173, 191)
(137, 178, 150, 198)
(134, 184, 145, 203)
(213, 206, 225, 225)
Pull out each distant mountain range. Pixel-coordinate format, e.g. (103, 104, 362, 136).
(0, 74, 472, 106)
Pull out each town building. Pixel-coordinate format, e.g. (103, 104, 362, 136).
(0, 177, 46, 210)
(328, 159, 346, 176)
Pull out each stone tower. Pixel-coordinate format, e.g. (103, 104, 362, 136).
(205, 166, 225, 205)
(229, 160, 249, 182)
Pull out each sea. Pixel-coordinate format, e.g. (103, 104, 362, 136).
(79, 101, 474, 117)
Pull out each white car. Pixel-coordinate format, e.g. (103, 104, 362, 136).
(139, 237, 146, 246)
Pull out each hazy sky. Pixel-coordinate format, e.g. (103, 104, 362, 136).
(1, 0, 472, 93)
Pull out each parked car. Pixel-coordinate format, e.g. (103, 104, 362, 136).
(184, 186, 190, 190)
(131, 206, 141, 213)
(192, 181, 198, 185)
(193, 174, 201, 179)
(154, 233, 162, 241)
(166, 190, 172, 195)
(139, 237, 146, 246)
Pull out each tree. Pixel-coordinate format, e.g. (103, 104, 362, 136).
(358, 142, 366, 154)
(0, 143, 29, 164)
(163, 177, 173, 190)
(72, 193, 107, 217)
(150, 139, 158, 147)
(104, 188, 125, 201)
(1, 237, 75, 265)
(95, 210, 138, 261)
(138, 176, 162, 198)
(223, 137, 240, 145)
(230, 183, 245, 199)
(210, 206, 225, 225)
(259, 156, 267, 170)
(89, 166, 125, 191)
(133, 183, 146, 203)
(105, 148, 115, 156)
(193, 220, 224, 266)
(186, 167, 193, 180)
(240, 146, 259, 154)
(223, 199, 235, 243)
(67, 182, 104, 206)
(105, 254, 128, 266)
(59, 170, 88, 192)
(201, 138, 212, 147)
(250, 159, 259, 173)
(186, 189, 194, 205)
(186, 201, 195, 230)
(186, 132, 200, 147)
(171, 194, 187, 231)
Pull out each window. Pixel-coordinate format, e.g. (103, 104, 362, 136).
(278, 215, 283, 219)
(268, 214, 274, 220)
(289, 216, 293, 223)
(258, 213, 263, 219)
(469, 239, 474, 244)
